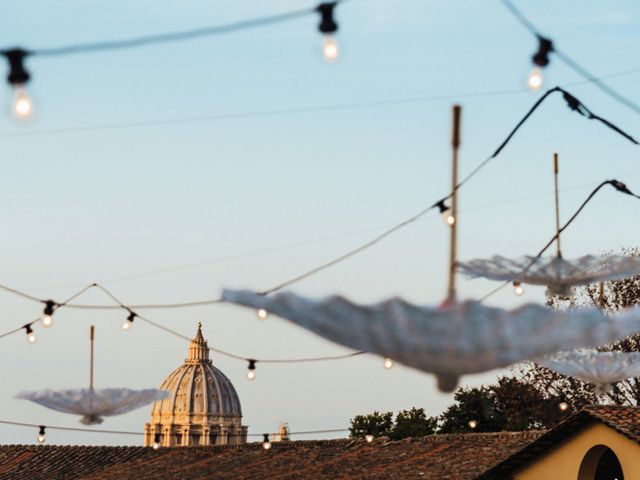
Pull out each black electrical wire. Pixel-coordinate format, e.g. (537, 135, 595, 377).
(0, 2, 351, 59)
(478, 179, 640, 302)
(0, 418, 349, 439)
(0, 86, 634, 312)
(501, 0, 640, 116)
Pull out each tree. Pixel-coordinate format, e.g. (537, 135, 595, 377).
(522, 247, 640, 406)
(349, 411, 393, 438)
(389, 408, 437, 440)
(439, 385, 505, 433)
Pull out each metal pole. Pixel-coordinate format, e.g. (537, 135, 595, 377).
(447, 105, 461, 303)
(89, 325, 95, 390)
(553, 153, 562, 258)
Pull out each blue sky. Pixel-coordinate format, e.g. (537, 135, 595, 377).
(0, 0, 640, 445)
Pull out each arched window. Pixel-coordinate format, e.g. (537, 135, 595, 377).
(578, 445, 624, 480)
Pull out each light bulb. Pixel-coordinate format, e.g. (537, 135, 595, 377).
(152, 433, 161, 449)
(41, 314, 53, 328)
(122, 312, 135, 331)
(25, 325, 36, 344)
(257, 309, 268, 320)
(323, 35, 339, 62)
(558, 401, 569, 412)
(383, 358, 394, 369)
(527, 68, 543, 92)
(468, 420, 477, 429)
(247, 359, 257, 381)
(365, 434, 374, 443)
(37, 426, 46, 444)
(513, 282, 524, 296)
(153, 441, 159, 450)
(12, 85, 33, 119)
(262, 434, 271, 450)
(445, 213, 456, 226)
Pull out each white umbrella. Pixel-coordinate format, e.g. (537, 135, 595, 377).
(222, 289, 640, 392)
(537, 350, 640, 394)
(16, 326, 168, 425)
(16, 388, 168, 425)
(457, 254, 640, 295)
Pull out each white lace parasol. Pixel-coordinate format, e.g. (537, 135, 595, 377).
(537, 350, 640, 394)
(457, 254, 640, 295)
(222, 289, 640, 392)
(16, 388, 169, 425)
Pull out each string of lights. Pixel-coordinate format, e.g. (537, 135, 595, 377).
(478, 179, 640, 302)
(0, 2, 347, 119)
(0, 86, 635, 314)
(501, 0, 640, 116)
(0, 418, 349, 444)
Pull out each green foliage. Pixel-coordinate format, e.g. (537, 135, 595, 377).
(439, 386, 505, 433)
(389, 408, 438, 440)
(349, 411, 393, 438)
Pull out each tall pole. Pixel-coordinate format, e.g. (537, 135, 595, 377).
(553, 153, 562, 258)
(447, 105, 462, 303)
(89, 325, 95, 390)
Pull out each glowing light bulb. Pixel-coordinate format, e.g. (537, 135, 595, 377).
(513, 282, 524, 296)
(527, 68, 543, 92)
(41, 314, 53, 328)
(153, 441, 159, 450)
(247, 359, 257, 381)
(12, 85, 33, 119)
(122, 312, 135, 331)
(365, 434, 374, 443)
(152, 433, 161, 449)
(558, 401, 569, 412)
(262, 434, 271, 450)
(37, 426, 46, 444)
(445, 213, 456, 226)
(468, 420, 477, 429)
(383, 358, 394, 369)
(25, 325, 36, 344)
(323, 35, 339, 62)
(257, 309, 268, 320)
(41, 300, 55, 328)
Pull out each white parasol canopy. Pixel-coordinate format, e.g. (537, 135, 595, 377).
(222, 289, 640, 392)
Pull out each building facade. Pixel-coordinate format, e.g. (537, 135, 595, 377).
(144, 323, 247, 447)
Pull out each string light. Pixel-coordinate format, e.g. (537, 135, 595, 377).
(558, 401, 569, 412)
(262, 433, 272, 450)
(435, 199, 455, 226)
(317, 2, 339, 62)
(24, 324, 36, 344)
(527, 36, 553, 92)
(122, 312, 135, 331)
(383, 358, 394, 369)
(365, 430, 374, 443)
(513, 281, 524, 296)
(37, 425, 46, 444)
(41, 300, 56, 328)
(247, 359, 257, 380)
(257, 309, 268, 320)
(468, 420, 477, 429)
(4, 48, 33, 119)
(153, 432, 161, 449)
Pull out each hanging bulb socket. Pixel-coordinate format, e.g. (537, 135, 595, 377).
(122, 311, 136, 331)
(365, 429, 374, 443)
(41, 300, 56, 328)
(153, 432, 161, 449)
(317, 3, 338, 34)
(262, 433, 271, 450)
(37, 425, 46, 444)
(25, 324, 36, 344)
(435, 199, 454, 225)
(247, 359, 257, 380)
(5, 49, 30, 86)
(513, 281, 524, 296)
(531, 36, 553, 68)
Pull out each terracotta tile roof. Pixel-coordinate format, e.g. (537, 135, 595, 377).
(478, 405, 640, 479)
(0, 432, 541, 480)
